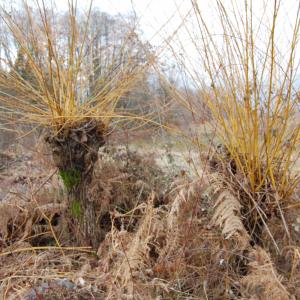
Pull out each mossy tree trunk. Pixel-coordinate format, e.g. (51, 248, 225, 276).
(45, 120, 105, 248)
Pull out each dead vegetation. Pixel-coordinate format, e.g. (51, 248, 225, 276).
(1, 142, 299, 299)
(0, 0, 299, 299)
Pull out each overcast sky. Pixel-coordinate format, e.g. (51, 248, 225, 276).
(43, 0, 300, 85)
(53, 0, 192, 47)
(50, 0, 300, 56)
(2, 0, 299, 85)
(3, 0, 299, 49)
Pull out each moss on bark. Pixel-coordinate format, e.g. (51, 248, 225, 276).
(45, 119, 106, 248)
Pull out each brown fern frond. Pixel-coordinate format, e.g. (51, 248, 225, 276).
(167, 178, 203, 227)
(211, 188, 250, 249)
(241, 247, 292, 300)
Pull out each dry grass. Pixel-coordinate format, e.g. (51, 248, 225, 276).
(2, 149, 299, 299)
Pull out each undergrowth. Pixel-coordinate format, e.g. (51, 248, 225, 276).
(1, 145, 299, 299)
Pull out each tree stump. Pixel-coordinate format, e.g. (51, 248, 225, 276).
(45, 120, 106, 248)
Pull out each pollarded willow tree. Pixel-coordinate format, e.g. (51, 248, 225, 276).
(0, 0, 152, 247)
(167, 0, 300, 246)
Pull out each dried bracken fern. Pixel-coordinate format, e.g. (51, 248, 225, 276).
(1, 140, 299, 298)
(240, 247, 292, 300)
(112, 196, 164, 296)
(0, 199, 23, 241)
(94, 176, 225, 299)
(211, 189, 250, 249)
(0, 191, 67, 247)
(167, 178, 203, 227)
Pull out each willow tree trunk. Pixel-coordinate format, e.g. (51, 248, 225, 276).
(45, 120, 105, 248)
